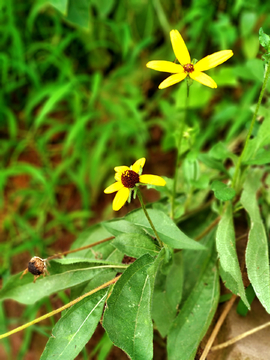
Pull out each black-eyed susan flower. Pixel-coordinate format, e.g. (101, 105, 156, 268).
(147, 29, 233, 89)
(104, 158, 166, 211)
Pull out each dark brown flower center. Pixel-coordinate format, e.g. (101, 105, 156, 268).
(183, 63, 194, 73)
(121, 170, 139, 188)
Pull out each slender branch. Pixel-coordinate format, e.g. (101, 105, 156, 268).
(137, 190, 163, 247)
(0, 275, 121, 340)
(231, 62, 270, 190)
(46, 236, 114, 260)
(195, 217, 221, 241)
(199, 294, 237, 360)
(211, 321, 270, 352)
(171, 81, 190, 220)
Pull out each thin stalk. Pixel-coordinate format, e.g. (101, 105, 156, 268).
(211, 320, 270, 352)
(46, 236, 114, 260)
(199, 294, 237, 360)
(231, 62, 270, 190)
(0, 275, 121, 340)
(171, 81, 190, 219)
(137, 190, 163, 247)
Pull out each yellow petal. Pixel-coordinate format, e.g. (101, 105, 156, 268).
(104, 182, 124, 194)
(115, 172, 122, 181)
(132, 158, 146, 173)
(114, 165, 129, 173)
(194, 50, 233, 72)
(146, 60, 183, 73)
(158, 73, 187, 89)
(139, 174, 166, 186)
(189, 70, 217, 88)
(170, 29, 191, 65)
(112, 187, 130, 211)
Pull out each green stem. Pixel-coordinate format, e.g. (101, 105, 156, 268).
(231, 62, 270, 190)
(171, 81, 190, 219)
(137, 190, 163, 247)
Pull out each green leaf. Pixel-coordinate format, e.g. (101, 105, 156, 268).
(216, 203, 249, 308)
(167, 248, 219, 360)
(125, 209, 205, 251)
(152, 252, 183, 338)
(182, 228, 216, 304)
(243, 149, 270, 165)
(40, 289, 107, 360)
(0, 260, 124, 305)
(103, 219, 145, 237)
(103, 254, 155, 360)
(240, 169, 270, 313)
(66, 0, 91, 29)
(259, 28, 270, 52)
(112, 233, 160, 258)
(243, 114, 270, 162)
(47, 0, 68, 14)
(237, 284, 256, 316)
(34, 83, 72, 128)
(198, 153, 229, 176)
(211, 180, 236, 201)
(67, 224, 115, 260)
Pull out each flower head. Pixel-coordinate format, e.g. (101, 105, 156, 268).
(104, 158, 166, 211)
(146, 29, 233, 89)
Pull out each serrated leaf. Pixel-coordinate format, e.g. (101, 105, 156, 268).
(240, 170, 270, 313)
(167, 248, 219, 360)
(125, 209, 205, 251)
(40, 289, 107, 360)
(211, 180, 236, 201)
(152, 252, 183, 338)
(103, 254, 155, 360)
(112, 233, 160, 258)
(216, 203, 249, 308)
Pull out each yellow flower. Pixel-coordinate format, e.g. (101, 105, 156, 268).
(146, 29, 233, 89)
(104, 158, 166, 211)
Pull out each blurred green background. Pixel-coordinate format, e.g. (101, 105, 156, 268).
(1, 0, 270, 358)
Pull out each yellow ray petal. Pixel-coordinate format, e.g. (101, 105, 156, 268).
(189, 70, 217, 88)
(146, 60, 183, 73)
(115, 172, 122, 181)
(132, 158, 146, 173)
(194, 50, 233, 72)
(104, 181, 124, 194)
(158, 72, 187, 89)
(114, 165, 129, 173)
(170, 29, 191, 65)
(139, 174, 166, 186)
(112, 187, 130, 211)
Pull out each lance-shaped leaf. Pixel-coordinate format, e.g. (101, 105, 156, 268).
(112, 233, 160, 258)
(216, 203, 249, 308)
(126, 209, 205, 250)
(241, 170, 270, 313)
(103, 254, 155, 360)
(0, 260, 125, 305)
(152, 252, 183, 338)
(167, 249, 219, 360)
(40, 289, 108, 360)
(103, 219, 146, 237)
